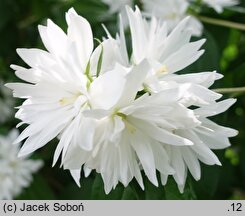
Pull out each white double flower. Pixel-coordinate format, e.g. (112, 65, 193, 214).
(7, 7, 237, 193)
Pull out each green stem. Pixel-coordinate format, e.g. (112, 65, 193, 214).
(197, 15, 245, 31)
(213, 87, 245, 94)
(85, 61, 93, 88)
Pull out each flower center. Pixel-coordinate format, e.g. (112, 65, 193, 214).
(156, 64, 168, 76)
(59, 93, 91, 113)
(59, 95, 80, 106)
(116, 112, 137, 134)
(116, 112, 126, 119)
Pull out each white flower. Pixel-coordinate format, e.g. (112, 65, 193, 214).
(6, 8, 131, 183)
(6, 8, 119, 156)
(7, 7, 237, 194)
(161, 86, 238, 192)
(202, 0, 239, 13)
(142, 0, 203, 36)
(62, 61, 203, 193)
(0, 129, 43, 200)
(120, 6, 205, 92)
(101, 0, 133, 27)
(0, 81, 15, 123)
(105, 7, 238, 191)
(102, 0, 133, 14)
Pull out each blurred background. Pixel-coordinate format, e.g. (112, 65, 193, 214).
(0, 0, 245, 199)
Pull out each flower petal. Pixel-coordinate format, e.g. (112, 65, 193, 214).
(70, 169, 81, 187)
(66, 8, 93, 68)
(89, 69, 126, 110)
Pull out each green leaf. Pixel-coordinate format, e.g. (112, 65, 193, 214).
(91, 173, 124, 200)
(164, 177, 196, 200)
(96, 42, 104, 77)
(59, 177, 94, 200)
(121, 185, 139, 200)
(181, 29, 220, 74)
(16, 174, 56, 200)
(193, 164, 221, 199)
(144, 177, 165, 200)
(0, 0, 15, 30)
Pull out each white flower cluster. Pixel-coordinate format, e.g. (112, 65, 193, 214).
(7, 7, 237, 194)
(102, 0, 133, 14)
(142, 0, 203, 36)
(0, 81, 15, 124)
(102, 0, 239, 36)
(201, 0, 239, 13)
(0, 130, 43, 199)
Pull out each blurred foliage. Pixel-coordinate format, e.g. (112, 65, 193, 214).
(0, 0, 245, 200)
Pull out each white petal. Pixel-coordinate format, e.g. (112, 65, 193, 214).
(6, 82, 75, 100)
(170, 146, 187, 185)
(180, 83, 222, 106)
(63, 145, 89, 170)
(15, 68, 42, 84)
(128, 117, 193, 146)
(77, 117, 97, 151)
(129, 130, 158, 186)
(164, 71, 223, 88)
(163, 39, 205, 73)
(18, 122, 65, 157)
(122, 131, 144, 189)
(14, 107, 71, 144)
(17, 109, 74, 157)
(159, 17, 192, 61)
(110, 116, 125, 142)
(52, 118, 77, 166)
(178, 129, 221, 166)
(187, 16, 203, 37)
(90, 39, 126, 76)
(83, 109, 111, 120)
(181, 147, 201, 181)
(117, 134, 133, 186)
(160, 174, 168, 186)
(16, 48, 53, 68)
(6, 83, 36, 99)
(126, 6, 148, 63)
(89, 69, 126, 110)
(83, 166, 92, 177)
(195, 127, 232, 149)
(38, 19, 67, 56)
(117, 59, 150, 107)
(67, 9, 93, 68)
(118, 14, 129, 65)
(151, 143, 175, 174)
(201, 118, 238, 137)
(70, 169, 81, 187)
(195, 98, 237, 117)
